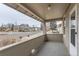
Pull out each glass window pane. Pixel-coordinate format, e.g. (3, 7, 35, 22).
(46, 20, 63, 34)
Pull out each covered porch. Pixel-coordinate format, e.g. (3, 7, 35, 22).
(0, 3, 79, 56)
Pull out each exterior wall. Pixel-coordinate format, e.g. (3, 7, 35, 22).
(0, 34, 44, 56)
(63, 4, 79, 56)
(63, 4, 75, 55)
(77, 4, 79, 56)
(47, 34, 63, 42)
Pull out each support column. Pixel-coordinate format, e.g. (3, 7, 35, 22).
(41, 22, 48, 41)
(41, 22, 46, 35)
(63, 18, 65, 34)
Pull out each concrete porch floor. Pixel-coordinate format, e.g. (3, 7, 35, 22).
(36, 41, 70, 56)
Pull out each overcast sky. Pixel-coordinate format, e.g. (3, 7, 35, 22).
(0, 4, 41, 27)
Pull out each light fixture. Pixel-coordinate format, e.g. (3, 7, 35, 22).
(48, 4, 51, 10)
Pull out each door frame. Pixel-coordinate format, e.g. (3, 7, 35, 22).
(69, 5, 78, 56)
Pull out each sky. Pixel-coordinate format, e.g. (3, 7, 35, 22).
(0, 4, 41, 27)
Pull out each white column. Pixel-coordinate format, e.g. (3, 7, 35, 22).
(41, 22, 46, 35)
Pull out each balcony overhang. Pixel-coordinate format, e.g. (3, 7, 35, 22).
(4, 3, 70, 22)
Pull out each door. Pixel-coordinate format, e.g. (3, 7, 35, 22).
(69, 5, 77, 56)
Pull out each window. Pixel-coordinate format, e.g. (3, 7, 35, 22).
(46, 20, 63, 34)
(0, 4, 42, 48)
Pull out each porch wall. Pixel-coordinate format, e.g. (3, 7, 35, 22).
(63, 4, 75, 55)
(0, 34, 45, 56)
(47, 34, 63, 42)
(77, 4, 79, 56)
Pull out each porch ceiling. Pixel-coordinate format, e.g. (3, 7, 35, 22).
(4, 3, 70, 22)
